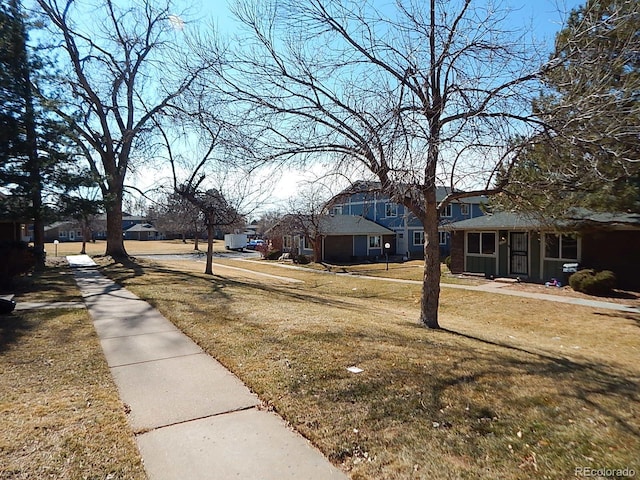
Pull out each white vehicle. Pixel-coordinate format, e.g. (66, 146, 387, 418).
(224, 234, 247, 251)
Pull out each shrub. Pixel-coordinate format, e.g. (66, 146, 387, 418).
(443, 256, 452, 272)
(569, 269, 617, 296)
(255, 242, 270, 258)
(0, 241, 36, 290)
(296, 254, 310, 264)
(265, 249, 282, 260)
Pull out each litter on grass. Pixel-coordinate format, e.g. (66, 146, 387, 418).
(347, 366, 364, 374)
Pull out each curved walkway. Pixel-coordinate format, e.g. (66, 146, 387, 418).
(67, 255, 346, 480)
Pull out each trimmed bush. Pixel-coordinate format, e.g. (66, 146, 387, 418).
(255, 243, 270, 258)
(265, 249, 282, 260)
(296, 254, 310, 264)
(569, 269, 617, 296)
(444, 256, 452, 272)
(0, 241, 36, 290)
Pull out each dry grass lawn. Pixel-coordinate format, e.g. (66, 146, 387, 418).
(97, 256, 640, 480)
(45, 239, 225, 258)
(0, 267, 146, 479)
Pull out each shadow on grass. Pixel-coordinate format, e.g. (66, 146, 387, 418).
(0, 312, 36, 354)
(292, 321, 640, 467)
(593, 310, 640, 328)
(102, 256, 370, 317)
(609, 290, 640, 301)
(97, 256, 235, 308)
(97, 256, 146, 279)
(0, 266, 82, 353)
(438, 327, 640, 438)
(7, 266, 81, 302)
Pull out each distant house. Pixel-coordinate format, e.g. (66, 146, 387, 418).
(124, 223, 159, 241)
(92, 213, 147, 240)
(316, 215, 396, 263)
(445, 210, 640, 291)
(326, 181, 487, 259)
(266, 214, 395, 263)
(244, 221, 259, 239)
(45, 213, 160, 242)
(44, 220, 84, 242)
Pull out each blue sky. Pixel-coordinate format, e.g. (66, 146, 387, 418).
(191, 0, 587, 206)
(201, 0, 585, 49)
(513, 0, 584, 44)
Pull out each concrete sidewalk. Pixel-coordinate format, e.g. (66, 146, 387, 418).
(67, 255, 346, 480)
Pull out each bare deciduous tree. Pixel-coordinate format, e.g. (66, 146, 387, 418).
(155, 192, 203, 247)
(159, 103, 266, 274)
(216, 0, 558, 328)
(283, 184, 333, 263)
(35, 0, 216, 259)
(176, 184, 243, 274)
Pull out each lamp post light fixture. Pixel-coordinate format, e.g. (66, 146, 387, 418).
(53, 239, 59, 257)
(384, 242, 391, 270)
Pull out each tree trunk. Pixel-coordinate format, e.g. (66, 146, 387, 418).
(105, 189, 128, 259)
(311, 237, 321, 263)
(420, 187, 441, 329)
(80, 220, 88, 254)
(204, 223, 214, 274)
(18, 8, 45, 271)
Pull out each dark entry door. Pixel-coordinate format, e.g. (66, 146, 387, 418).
(509, 232, 528, 276)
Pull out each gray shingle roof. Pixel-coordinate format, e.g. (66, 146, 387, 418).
(446, 210, 640, 231)
(444, 212, 544, 231)
(126, 223, 158, 233)
(318, 215, 395, 235)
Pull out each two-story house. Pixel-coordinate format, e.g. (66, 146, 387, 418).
(326, 181, 487, 259)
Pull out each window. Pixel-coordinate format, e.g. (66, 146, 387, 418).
(283, 235, 292, 249)
(59, 231, 67, 238)
(331, 205, 343, 215)
(544, 233, 578, 260)
(439, 232, 448, 245)
(460, 204, 469, 216)
(369, 235, 381, 248)
(467, 232, 496, 255)
(439, 204, 452, 218)
(481, 233, 496, 255)
(385, 203, 397, 217)
(413, 230, 425, 246)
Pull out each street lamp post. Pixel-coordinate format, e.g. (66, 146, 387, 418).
(384, 242, 391, 270)
(54, 239, 59, 257)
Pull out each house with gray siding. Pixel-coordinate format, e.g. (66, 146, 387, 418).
(445, 210, 640, 290)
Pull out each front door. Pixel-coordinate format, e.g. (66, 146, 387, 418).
(396, 232, 407, 258)
(509, 232, 528, 276)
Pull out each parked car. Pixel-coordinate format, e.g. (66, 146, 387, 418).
(245, 239, 265, 250)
